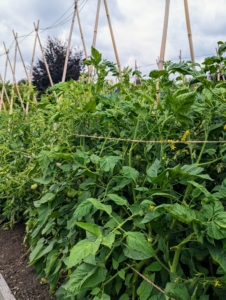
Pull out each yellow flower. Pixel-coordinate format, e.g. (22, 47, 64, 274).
(185, 130, 190, 135)
(182, 149, 189, 155)
(149, 205, 155, 211)
(214, 280, 222, 287)
(168, 139, 174, 143)
(170, 144, 176, 151)
(224, 125, 226, 130)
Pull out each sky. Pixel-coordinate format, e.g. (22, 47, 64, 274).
(0, 0, 226, 82)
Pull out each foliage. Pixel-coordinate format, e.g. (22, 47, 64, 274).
(2, 44, 226, 299)
(32, 36, 84, 94)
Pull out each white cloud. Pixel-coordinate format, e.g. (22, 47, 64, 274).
(0, 0, 226, 81)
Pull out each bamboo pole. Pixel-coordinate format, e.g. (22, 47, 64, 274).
(103, 0, 122, 75)
(0, 74, 6, 111)
(159, 0, 170, 70)
(77, 6, 88, 59)
(13, 34, 18, 74)
(179, 50, 182, 63)
(13, 30, 30, 80)
(1, 58, 10, 105)
(89, 0, 101, 79)
(62, 0, 77, 82)
(3, 43, 25, 111)
(30, 20, 39, 81)
(184, 0, 195, 63)
(34, 22, 54, 87)
(92, 0, 101, 49)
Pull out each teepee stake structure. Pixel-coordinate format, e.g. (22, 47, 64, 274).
(159, 0, 195, 70)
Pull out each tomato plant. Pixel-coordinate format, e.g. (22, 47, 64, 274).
(2, 45, 226, 299)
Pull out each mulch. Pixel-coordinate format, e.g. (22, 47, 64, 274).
(0, 223, 56, 300)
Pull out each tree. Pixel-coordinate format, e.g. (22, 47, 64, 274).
(32, 36, 84, 94)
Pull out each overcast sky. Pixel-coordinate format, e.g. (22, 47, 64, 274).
(0, 0, 225, 82)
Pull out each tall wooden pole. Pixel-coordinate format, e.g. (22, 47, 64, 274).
(13, 31, 30, 80)
(30, 20, 39, 82)
(92, 0, 101, 48)
(103, 0, 122, 75)
(89, 0, 101, 78)
(184, 0, 195, 63)
(159, 0, 170, 70)
(3, 43, 25, 111)
(77, 7, 88, 59)
(34, 22, 54, 87)
(13, 34, 18, 73)
(62, 0, 77, 82)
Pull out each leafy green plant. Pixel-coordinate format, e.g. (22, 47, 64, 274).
(2, 46, 226, 299)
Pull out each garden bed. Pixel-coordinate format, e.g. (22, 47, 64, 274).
(0, 223, 55, 300)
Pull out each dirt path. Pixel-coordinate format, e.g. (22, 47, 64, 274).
(0, 223, 55, 300)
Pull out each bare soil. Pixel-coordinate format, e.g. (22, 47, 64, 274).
(0, 223, 55, 300)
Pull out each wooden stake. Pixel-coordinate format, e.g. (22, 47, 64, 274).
(3, 43, 25, 111)
(89, 0, 101, 79)
(184, 0, 195, 64)
(0, 56, 10, 108)
(13, 34, 18, 73)
(30, 20, 39, 82)
(13, 30, 29, 80)
(77, 6, 88, 59)
(92, 0, 101, 49)
(103, 0, 122, 75)
(62, 0, 77, 82)
(159, 0, 170, 70)
(179, 50, 182, 63)
(34, 22, 54, 87)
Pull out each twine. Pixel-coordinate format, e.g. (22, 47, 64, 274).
(74, 134, 226, 144)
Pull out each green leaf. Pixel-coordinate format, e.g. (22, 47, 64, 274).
(218, 43, 226, 56)
(146, 261, 162, 272)
(207, 241, 226, 272)
(207, 221, 226, 240)
(214, 212, 226, 229)
(149, 70, 167, 79)
(137, 274, 155, 300)
(147, 159, 161, 178)
(156, 203, 205, 225)
(91, 47, 102, 63)
(126, 232, 154, 258)
(101, 232, 115, 248)
(165, 282, 190, 300)
(119, 294, 130, 300)
(118, 269, 125, 280)
(123, 247, 151, 260)
(33, 176, 54, 184)
(70, 200, 93, 223)
(188, 181, 212, 198)
(89, 198, 112, 215)
(76, 222, 102, 237)
(45, 250, 59, 277)
(168, 91, 196, 114)
(29, 238, 45, 265)
(63, 263, 107, 294)
(68, 236, 102, 268)
(107, 194, 127, 205)
(122, 166, 139, 181)
(34, 192, 56, 207)
(99, 156, 121, 172)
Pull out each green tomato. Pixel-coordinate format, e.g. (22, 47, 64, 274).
(31, 183, 38, 190)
